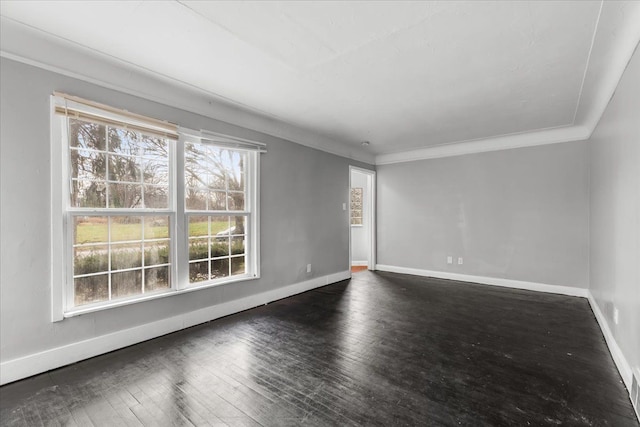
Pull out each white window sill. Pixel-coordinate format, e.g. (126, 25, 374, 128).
(350, 224, 363, 228)
(62, 274, 259, 319)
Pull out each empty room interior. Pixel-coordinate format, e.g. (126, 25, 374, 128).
(1, 1, 639, 425)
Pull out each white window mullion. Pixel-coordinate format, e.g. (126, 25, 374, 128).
(108, 216, 112, 301)
(105, 125, 110, 208)
(175, 137, 188, 290)
(141, 216, 146, 294)
(64, 212, 74, 313)
(209, 216, 213, 280)
(57, 111, 72, 318)
(250, 152, 260, 278)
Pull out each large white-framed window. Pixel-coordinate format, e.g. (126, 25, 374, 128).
(51, 94, 262, 320)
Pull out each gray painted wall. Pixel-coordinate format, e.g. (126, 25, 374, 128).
(377, 141, 590, 288)
(350, 170, 369, 263)
(0, 58, 372, 362)
(588, 46, 640, 379)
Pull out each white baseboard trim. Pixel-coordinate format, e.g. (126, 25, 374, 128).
(351, 260, 368, 266)
(586, 291, 633, 391)
(374, 265, 589, 298)
(0, 270, 351, 385)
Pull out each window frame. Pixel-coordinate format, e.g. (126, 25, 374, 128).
(51, 95, 260, 321)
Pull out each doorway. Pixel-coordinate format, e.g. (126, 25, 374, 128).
(349, 166, 376, 274)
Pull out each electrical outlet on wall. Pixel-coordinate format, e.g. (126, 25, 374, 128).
(458, 257, 463, 265)
(307, 264, 312, 274)
(447, 256, 453, 264)
(613, 307, 619, 325)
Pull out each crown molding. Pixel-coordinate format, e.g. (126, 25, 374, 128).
(375, 1, 640, 165)
(375, 125, 590, 165)
(573, 1, 640, 133)
(0, 17, 375, 165)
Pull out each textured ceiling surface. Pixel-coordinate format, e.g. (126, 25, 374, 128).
(0, 1, 621, 157)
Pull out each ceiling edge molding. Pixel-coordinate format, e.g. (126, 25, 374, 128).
(0, 17, 375, 165)
(375, 126, 590, 165)
(573, 1, 640, 136)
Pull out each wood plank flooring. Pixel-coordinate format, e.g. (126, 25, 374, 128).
(1, 271, 638, 426)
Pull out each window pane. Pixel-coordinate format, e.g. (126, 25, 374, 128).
(226, 150, 246, 191)
(145, 266, 170, 292)
(69, 119, 106, 151)
(231, 236, 245, 256)
(108, 183, 143, 208)
(228, 192, 244, 211)
(189, 261, 208, 283)
(186, 189, 207, 210)
(74, 274, 108, 306)
(143, 158, 169, 185)
(74, 216, 108, 245)
(145, 240, 170, 266)
(211, 258, 229, 279)
(71, 179, 107, 208)
(184, 170, 201, 188)
(108, 154, 141, 183)
(111, 243, 142, 270)
(208, 173, 225, 190)
(189, 238, 209, 261)
(71, 150, 106, 181)
(74, 245, 108, 275)
(111, 216, 142, 242)
(208, 191, 226, 210)
(230, 216, 246, 235)
(212, 237, 229, 257)
(211, 216, 230, 235)
(112, 270, 142, 299)
(231, 256, 245, 276)
(140, 136, 168, 158)
(144, 216, 169, 239)
(184, 141, 208, 191)
(189, 216, 209, 237)
(109, 128, 142, 156)
(144, 185, 168, 209)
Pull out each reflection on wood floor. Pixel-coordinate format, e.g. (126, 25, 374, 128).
(351, 265, 367, 273)
(1, 270, 637, 426)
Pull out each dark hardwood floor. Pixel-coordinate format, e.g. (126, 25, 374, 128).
(1, 271, 637, 426)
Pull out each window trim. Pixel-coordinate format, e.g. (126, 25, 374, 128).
(51, 96, 261, 321)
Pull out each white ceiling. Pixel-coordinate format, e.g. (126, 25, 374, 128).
(1, 1, 639, 164)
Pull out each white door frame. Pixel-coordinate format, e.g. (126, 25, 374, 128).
(349, 166, 376, 271)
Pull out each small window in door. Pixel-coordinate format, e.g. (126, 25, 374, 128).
(350, 187, 363, 226)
